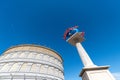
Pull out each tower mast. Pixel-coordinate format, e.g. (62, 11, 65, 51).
(64, 26, 116, 80)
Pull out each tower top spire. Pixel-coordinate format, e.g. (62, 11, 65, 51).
(63, 26, 85, 46)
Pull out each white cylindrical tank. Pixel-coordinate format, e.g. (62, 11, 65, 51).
(0, 44, 64, 80)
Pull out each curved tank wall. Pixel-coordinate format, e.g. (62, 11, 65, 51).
(0, 44, 64, 80)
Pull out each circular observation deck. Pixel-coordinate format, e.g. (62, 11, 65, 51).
(0, 44, 64, 80)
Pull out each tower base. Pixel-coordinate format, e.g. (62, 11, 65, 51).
(80, 66, 115, 80)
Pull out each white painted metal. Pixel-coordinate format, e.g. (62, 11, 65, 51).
(0, 45, 64, 80)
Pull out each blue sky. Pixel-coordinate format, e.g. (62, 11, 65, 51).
(0, 0, 120, 80)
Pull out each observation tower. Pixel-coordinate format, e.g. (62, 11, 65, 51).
(63, 26, 115, 80)
(0, 44, 64, 80)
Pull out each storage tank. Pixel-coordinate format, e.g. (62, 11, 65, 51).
(0, 44, 64, 80)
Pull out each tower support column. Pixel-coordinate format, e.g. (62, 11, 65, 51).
(64, 27, 116, 80)
(76, 42, 96, 67)
(66, 32, 116, 80)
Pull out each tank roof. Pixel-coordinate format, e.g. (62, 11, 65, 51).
(3, 44, 63, 62)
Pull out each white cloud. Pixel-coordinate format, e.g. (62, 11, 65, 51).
(112, 72, 120, 80)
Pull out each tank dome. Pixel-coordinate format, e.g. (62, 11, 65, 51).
(0, 44, 64, 80)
